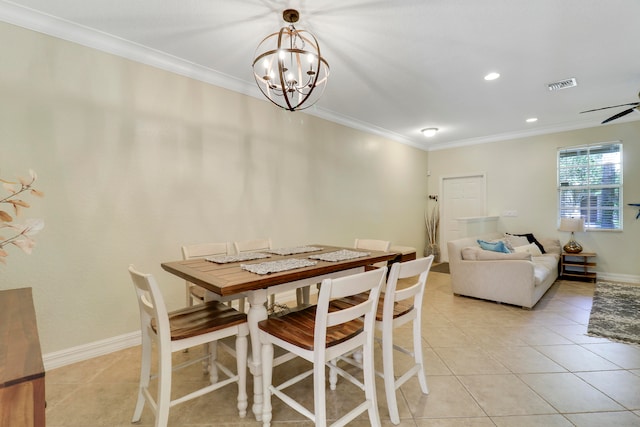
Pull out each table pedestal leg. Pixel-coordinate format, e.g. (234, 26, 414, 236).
(247, 289, 268, 421)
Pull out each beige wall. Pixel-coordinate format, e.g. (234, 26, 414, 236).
(428, 121, 640, 278)
(0, 23, 430, 353)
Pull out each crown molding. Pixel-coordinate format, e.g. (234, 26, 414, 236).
(426, 115, 640, 152)
(0, 1, 257, 95)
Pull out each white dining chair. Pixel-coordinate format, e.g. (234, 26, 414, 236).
(332, 255, 434, 424)
(378, 255, 434, 423)
(233, 237, 273, 255)
(258, 267, 387, 427)
(181, 242, 245, 312)
(129, 265, 249, 427)
(354, 238, 392, 268)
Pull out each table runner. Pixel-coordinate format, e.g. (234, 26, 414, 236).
(267, 246, 323, 256)
(206, 252, 271, 264)
(309, 249, 370, 262)
(241, 258, 318, 275)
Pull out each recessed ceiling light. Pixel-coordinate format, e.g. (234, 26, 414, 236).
(526, 117, 538, 123)
(421, 128, 438, 137)
(484, 72, 500, 81)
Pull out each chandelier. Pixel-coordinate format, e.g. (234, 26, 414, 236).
(252, 9, 329, 111)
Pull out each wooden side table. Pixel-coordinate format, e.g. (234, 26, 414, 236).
(560, 252, 597, 282)
(0, 288, 45, 427)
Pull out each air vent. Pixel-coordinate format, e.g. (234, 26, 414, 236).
(547, 78, 578, 91)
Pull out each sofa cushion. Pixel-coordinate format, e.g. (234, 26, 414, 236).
(532, 254, 560, 286)
(461, 246, 479, 260)
(461, 246, 531, 261)
(537, 238, 562, 254)
(514, 242, 543, 257)
(477, 239, 510, 253)
(507, 232, 546, 254)
(476, 250, 532, 261)
(504, 233, 529, 249)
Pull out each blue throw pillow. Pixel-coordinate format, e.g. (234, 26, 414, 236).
(477, 239, 511, 254)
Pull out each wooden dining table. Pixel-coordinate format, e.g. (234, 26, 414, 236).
(161, 244, 398, 421)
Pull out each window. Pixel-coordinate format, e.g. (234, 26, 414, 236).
(558, 142, 622, 230)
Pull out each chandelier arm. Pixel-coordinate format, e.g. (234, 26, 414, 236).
(276, 27, 296, 111)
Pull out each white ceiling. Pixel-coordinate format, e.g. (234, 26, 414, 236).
(2, 0, 640, 150)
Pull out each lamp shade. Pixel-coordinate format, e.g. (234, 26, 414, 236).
(559, 217, 585, 233)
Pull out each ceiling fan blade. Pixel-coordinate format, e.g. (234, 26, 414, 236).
(601, 108, 636, 124)
(580, 102, 640, 114)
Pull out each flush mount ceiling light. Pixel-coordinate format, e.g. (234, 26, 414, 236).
(252, 9, 330, 111)
(484, 72, 500, 81)
(421, 128, 439, 137)
(526, 117, 538, 123)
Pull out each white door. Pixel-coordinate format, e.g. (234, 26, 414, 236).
(440, 174, 486, 261)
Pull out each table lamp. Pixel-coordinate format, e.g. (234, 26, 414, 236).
(559, 217, 585, 253)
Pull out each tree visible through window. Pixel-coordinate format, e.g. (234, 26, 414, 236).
(558, 142, 622, 230)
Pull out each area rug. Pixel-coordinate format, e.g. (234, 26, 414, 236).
(587, 281, 640, 344)
(430, 262, 450, 274)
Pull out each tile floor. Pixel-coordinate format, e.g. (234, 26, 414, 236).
(45, 271, 640, 426)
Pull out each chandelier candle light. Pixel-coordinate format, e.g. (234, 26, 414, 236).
(252, 9, 329, 111)
(559, 217, 585, 253)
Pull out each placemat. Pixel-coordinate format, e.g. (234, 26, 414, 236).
(267, 246, 323, 256)
(309, 249, 370, 262)
(205, 252, 271, 264)
(241, 258, 318, 275)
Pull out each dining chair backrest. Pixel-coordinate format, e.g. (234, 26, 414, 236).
(234, 238, 273, 254)
(354, 238, 391, 268)
(181, 242, 230, 307)
(130, 265, 170, 345)
(383, 255, 434, 322)
(181, 242, 230, 259)
(354, 238, 391, 252)
(315, 267, 386, 354)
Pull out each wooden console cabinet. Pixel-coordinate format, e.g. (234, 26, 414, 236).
(560, 252, 597, 282)
(0, 288, 45, 427)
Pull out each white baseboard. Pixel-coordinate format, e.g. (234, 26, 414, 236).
(43, 331, 141, 371)
(596, 272, 640, 284)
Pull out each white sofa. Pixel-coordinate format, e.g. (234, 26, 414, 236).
(447, 233, 561, 309)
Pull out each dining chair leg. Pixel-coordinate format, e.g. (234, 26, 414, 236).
(296, 287, 311, 306)
(208, 341, 219, 383)
(236, 333, 249, 418)
(156, 349, 172, 427)
(364, 343, 382, 427)
(132, 332, 151, 423)
(328, 359, 338, 391)
(261, 342, 274, 427)
(414, 321, 429, 394)
(382, 326, 400, 424)
(313, 357, 327, 427)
